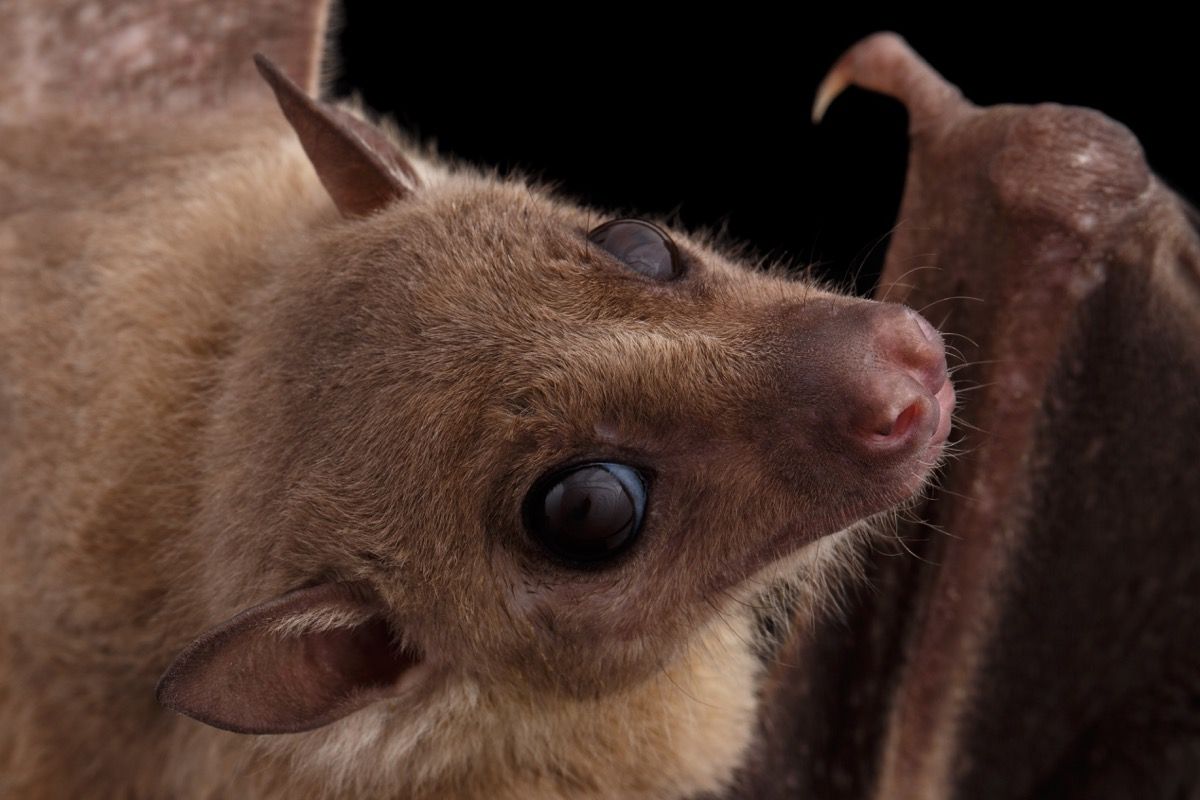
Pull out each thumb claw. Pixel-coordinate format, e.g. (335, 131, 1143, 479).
(812, 68, 850, 124)
(812, 32, 971, 128)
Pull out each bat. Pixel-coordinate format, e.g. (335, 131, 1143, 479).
(0, 6, 956, 799)
(732, 34, 1200, 800)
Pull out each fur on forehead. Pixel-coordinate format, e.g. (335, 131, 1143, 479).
(268, 164, 813, 434)
(307, 172, 766, 283)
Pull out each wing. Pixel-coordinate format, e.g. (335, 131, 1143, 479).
(0, 0, 332, 122)
(736, 33, 1200, 800)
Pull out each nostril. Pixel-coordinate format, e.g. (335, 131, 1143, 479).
(874, 400, 922, 440)
(848, 371, 939, 455)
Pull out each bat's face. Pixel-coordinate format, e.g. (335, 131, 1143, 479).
(160, 64, 954, 737)
(201, 177, 951, 684)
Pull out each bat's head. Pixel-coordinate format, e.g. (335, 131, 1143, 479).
(157, 58, 954, 744)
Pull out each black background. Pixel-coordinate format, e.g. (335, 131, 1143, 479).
(331, 11, 1194, 295)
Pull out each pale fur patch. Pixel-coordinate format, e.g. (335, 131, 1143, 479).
(267, 604, 377, 638)
(252, 613, 762, 800)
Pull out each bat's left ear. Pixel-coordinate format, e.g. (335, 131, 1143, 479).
(253, 54, 421, 218)
(156, 581, 420, 734)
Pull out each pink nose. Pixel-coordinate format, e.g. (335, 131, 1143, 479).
(850, 306, 952, 455)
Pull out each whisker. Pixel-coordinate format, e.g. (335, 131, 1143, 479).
(951, 381, 997, 394)
(878, 263, 941, 302)
(941, 330, 981, 349)
(950, 416, 989, 434)
(917, 294, 985, 315)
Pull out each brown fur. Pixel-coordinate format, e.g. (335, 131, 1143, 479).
(0, 12, 951, 800)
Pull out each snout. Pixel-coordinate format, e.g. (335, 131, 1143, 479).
(848, 306, 954, 458)
(767, 300, 956, 492)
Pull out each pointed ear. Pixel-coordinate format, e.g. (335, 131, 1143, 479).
(157, 582, 418, 734)
(253, 53, 421, 218)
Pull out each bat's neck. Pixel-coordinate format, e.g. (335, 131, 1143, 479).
(452, 611, 764, 799)
(226, 605, 764, 800)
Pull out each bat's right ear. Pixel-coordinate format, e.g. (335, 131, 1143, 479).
(253, 54, 421, 218)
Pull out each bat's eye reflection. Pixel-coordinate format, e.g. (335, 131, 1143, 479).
(524, 463, 647, 563)
(587, 219, 682, 281)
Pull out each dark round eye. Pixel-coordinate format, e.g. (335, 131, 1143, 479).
(587, 218, 682, 281)
(524, 462, 647, 563)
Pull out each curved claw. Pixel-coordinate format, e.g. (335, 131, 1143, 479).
(812, 65, 852, 125)
(812, 32, 970, 127)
